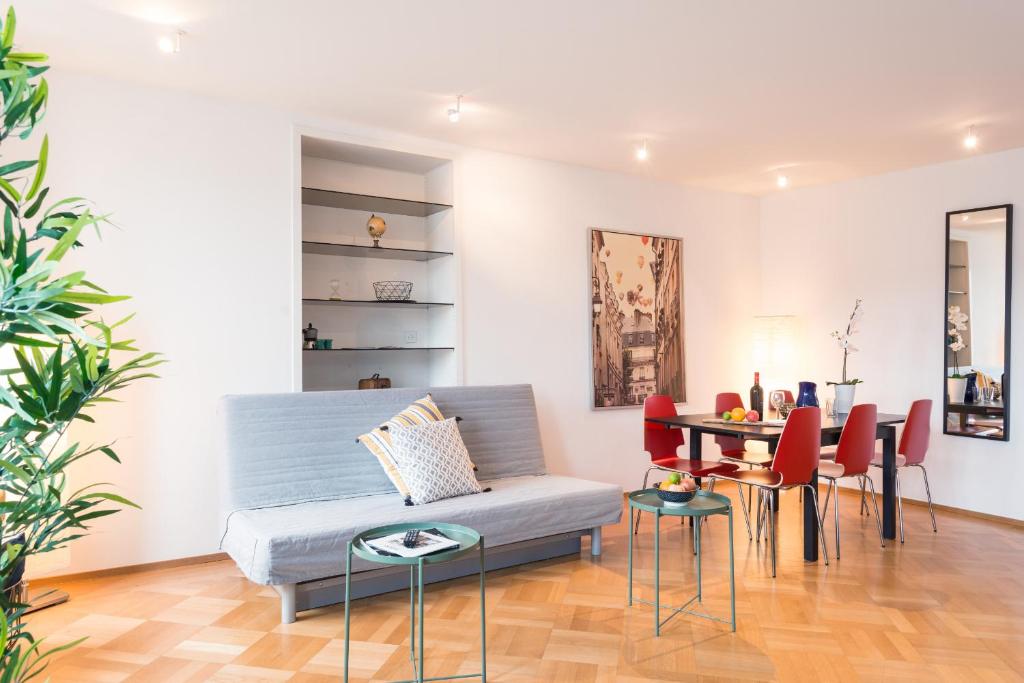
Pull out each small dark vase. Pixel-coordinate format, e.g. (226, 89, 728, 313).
(796, 381, 819, 408)
(964, 373, 978, 404)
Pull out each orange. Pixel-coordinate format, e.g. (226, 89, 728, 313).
(730, 407, 746, 422)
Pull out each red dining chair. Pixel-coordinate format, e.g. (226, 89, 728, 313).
(715, 392, 771, 539)
(635, 395, 739, 535)
(864, 399, 935, 543)
(817, 404, 883, 559)
(711, 406, 829, 577)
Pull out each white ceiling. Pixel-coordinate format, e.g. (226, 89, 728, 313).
(17, 0, 1024, 195)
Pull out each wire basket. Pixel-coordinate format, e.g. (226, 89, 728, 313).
(373, 281, 414, 302)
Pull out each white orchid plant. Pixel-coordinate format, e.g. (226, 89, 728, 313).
(947, 305, 969, 377)
(827, 299, 863, 386)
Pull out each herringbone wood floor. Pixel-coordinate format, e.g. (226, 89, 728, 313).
(25, 487, 1024, 682)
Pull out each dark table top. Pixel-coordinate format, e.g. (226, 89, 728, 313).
(947, 401, 1004, 414)
(647, 412, 907, 440)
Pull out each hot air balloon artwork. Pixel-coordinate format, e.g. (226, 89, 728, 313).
(589, 228, 686, 408)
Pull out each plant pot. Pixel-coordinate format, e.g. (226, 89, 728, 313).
(833, 383, 856, 415)
(947, 377, 967, 403)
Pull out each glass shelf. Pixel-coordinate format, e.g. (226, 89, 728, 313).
(302, 187, 452, 217)
(302, 241, 453, 261)
(303, 347, 455, 352)
(302, 298, 454, 309)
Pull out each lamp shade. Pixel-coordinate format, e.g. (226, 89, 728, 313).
(752, 315, 798, 392)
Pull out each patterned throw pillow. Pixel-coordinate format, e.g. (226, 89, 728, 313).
(357, 395, 445, 502)
(389, 418, 482, 505)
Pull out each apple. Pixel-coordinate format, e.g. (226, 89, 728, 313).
(667, 472, 682, 485)
(680, 478, 697, 492)
(746, 410, 760, 422)
(722, 411, 732, 420)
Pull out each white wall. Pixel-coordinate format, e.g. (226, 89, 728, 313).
(33, 71, 761, 575)
(456, 150, 761, 485)
(760, 148, 1024, 520)
(35, 72, 296, 575)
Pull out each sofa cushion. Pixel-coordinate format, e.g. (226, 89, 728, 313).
(221, 474, 622, 585)
(391, 418, 482, 505)
(357, 394, 446, 501)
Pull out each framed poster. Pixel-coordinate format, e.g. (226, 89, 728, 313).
(590, 228, 685, 408)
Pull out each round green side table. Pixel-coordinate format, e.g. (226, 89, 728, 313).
(627, 489, 736, 635)
(344, 522, 486, 683)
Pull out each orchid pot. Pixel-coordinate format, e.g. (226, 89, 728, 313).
(833, 383, 856, 414)
(947, 376, 967, 404)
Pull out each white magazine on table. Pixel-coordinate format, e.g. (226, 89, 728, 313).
(363, 530, 460, 558)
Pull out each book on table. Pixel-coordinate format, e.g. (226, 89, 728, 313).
(363, 529, 460, 558)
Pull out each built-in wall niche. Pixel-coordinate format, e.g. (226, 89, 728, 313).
(299, 136, 458, 391)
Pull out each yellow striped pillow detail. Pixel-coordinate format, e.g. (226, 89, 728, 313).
(358, 395, 446, 501)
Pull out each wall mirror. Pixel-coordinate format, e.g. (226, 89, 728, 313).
(944, 204, 1012, 440)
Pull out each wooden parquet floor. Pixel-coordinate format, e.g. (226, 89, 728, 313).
(25, 486, 1024, 682)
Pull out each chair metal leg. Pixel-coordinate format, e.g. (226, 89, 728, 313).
(736, 481, 753, 540)
(820, 479, 832, 519)
(634, 467, 656, 535)
(765, 490, 776, 577)
(864, 475, 884, 547)
(832, 479, 840, 561)
(859, 476, 868, 516)
(806, 484, 830, 565)
(918, 465, 938, 533)
(895, 468, 905, 544)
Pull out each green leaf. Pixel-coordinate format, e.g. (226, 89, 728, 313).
(46, 211, 90, 262)
(25, 134, 47, 201)
(52, 291, 130, 305)
(7, 52, 48, 62)
(0, 459, 31, 483)
(1, 6, 16, 50)
(23, 185, 47, 218)
(0, 158, 35, 175)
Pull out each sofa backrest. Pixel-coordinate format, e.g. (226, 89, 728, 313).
(221, 384, 547, 510)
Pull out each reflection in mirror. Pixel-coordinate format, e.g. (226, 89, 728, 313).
(945, 205, 1012, 440)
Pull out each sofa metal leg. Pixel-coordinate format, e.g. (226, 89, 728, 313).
(590, 526, 602, 556)
(274, 583, 297, 624)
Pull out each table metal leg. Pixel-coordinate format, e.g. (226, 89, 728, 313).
(344, 541, 352, 683)
(654, 510, 660, 636)
(409, 566, 416, 666)
(728, 508, 736, 632)
(803, 469, 820, 562)
(627, 506, 634, 606)
(882, 425, 897, 540)
(418, 558, 425, 683)
(480, 538, 487, 682)
(695, 511, 702, 603)
(689, 432, 702, 527)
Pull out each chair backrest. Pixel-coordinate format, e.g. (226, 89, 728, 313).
(834, 403, 877, 476)
(644, 394, 684, 461)
(714, 392, 746, 455)
(775, 389, 795, 404)
(770, 406, 821, 486)
(899, 399, 932, 465)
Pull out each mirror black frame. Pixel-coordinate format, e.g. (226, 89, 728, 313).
(943, 203, 1013, 441)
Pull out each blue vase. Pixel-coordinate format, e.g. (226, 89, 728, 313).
(796, 381, 819, 408)
(964, 373, 977, 404)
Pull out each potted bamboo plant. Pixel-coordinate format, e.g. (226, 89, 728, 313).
(0, 7, 162, 679)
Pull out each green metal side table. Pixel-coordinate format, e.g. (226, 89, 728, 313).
(345, 522, 486, 683)
(627, 489, 736, 635)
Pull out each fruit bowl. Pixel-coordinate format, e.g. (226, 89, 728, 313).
(656, 486, 696, 506)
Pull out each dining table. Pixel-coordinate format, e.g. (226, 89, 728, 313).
(645, 411, 908, 562)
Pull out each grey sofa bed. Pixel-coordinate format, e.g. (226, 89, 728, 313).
(219, 384, 623, 623)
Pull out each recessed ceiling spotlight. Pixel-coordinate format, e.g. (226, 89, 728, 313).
(635, 139, 649, 161)
(447, 95, 462, 123)
(776, 174, 789, 189)
(963, 125, 978, 150)
(158, 30, 184, 54)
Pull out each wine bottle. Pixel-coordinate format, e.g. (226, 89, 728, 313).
(750, 372, 764, 418)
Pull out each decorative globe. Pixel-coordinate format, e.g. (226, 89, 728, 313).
(366, 214, 387, 247)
